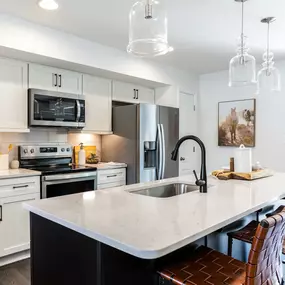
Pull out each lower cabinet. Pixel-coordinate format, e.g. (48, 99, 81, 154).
(97, 168, 126, 190)
(0, 176, 40, 258)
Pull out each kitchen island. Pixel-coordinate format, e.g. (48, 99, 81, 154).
(24, 173, 285, 285)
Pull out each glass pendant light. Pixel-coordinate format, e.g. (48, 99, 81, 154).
(229, 0, 256, 87)
(257, 17, 281, 94)
(127, 0, 171, 57)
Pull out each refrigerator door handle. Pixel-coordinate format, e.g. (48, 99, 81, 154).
(157, 124, 163, 180)
(160, 124, 166, 179)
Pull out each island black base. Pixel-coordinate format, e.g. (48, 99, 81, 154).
(30, 213, 162, 285)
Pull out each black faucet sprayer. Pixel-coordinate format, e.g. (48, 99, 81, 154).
(171, 135, 207, 193)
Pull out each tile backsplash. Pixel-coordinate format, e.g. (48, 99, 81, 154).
(0, 130, 102, 162)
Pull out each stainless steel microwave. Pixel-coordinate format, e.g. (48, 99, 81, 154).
(28, 89, 85, 128)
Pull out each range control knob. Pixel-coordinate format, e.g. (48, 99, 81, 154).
(66, 148, 71, 152)
(61, 148, 65, 152)
(30, 149, 35, 154)
(23, 149, 28, 154)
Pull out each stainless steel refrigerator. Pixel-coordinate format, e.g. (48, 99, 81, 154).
(102, 104, 179, 185)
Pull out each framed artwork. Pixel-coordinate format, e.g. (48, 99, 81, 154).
(218, 99, 256, 147)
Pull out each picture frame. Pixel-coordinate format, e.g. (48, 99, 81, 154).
(218, 99, 256, 147)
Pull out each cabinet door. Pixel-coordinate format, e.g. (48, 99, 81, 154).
(0, 193, 40, 258)
(29, 63, 57, 91)
(179, 92, 197, 176)
(137, 86, 155, 104)
(112, 81, 154, 104)
(83, 75, 112, 133)
(0, 58, 28, 130)
(112, 81, 138, 104)
(58, 69, 82, 95)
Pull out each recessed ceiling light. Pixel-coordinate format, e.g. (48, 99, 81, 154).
(38, 0, 59, 11)
(168, 47, 174, 52)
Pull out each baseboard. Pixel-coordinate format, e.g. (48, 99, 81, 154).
(0, 250, 30, 267)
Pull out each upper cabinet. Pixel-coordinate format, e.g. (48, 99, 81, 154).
(57, 68, 82, 94)
(0, 58, 29, 132)
(112, 81, 155, 104)
(83, 74, 112, 134)
(29, 64, 82, 95)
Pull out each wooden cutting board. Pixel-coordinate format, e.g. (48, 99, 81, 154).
(212, 169, 274, 181)
(73, 145, 97, 165)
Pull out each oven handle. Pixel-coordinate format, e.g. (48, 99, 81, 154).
(76, 100, 81, 122)
(43, 172, 97, 181)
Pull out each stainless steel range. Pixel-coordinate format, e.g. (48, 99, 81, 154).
(19, 144, 97, 199)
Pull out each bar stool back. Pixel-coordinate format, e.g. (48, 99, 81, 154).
(158, 207, 285, 285)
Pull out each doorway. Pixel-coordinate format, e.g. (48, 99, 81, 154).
(179, 92, 198, 176)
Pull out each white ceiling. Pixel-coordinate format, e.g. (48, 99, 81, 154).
(1, 0, 285, 74)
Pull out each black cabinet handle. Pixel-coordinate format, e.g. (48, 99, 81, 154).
(58, 74, 62, 88)
(136, 89, 139, 100)
(54, 73, 58, 87)
(13, 185, 29, 189)
(133, 89, 136, 99)
(0, 205, 3, 222)
(107, 175, 117, 178)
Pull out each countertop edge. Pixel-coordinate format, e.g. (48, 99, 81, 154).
(24, 191, 285, 259)
(0, 170, 41, 179)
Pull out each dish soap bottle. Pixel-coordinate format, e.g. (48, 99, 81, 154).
(78, 143, 86, 166)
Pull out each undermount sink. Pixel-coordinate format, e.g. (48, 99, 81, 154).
(130, 183, 212, 198)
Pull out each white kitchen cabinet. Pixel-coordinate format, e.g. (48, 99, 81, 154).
(0, 193, 39, 257)
(83, 75, 112, 134)
(112, 81, 154, 104)
(0, 58, 29, 132)
(28, 64, 57, 91)
(29, 63, 82, 95)
(0, 176, 40, 258)
(97, 168, 126, 189)
(57, 68, 82, 94)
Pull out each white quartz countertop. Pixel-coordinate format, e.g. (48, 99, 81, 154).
(24, 173, 285, 259)
(0, 168, 41, 179)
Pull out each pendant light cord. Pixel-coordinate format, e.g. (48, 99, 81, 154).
(267, 22, 270, 70)
(145, 0, 152, 19)
(240, 1, 244, 56)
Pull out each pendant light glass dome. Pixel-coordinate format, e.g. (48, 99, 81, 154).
(229, 0, 256, 87)
(257, 17, 281, 94)
(127, 0, 171, 57)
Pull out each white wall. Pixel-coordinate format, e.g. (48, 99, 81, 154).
(0, 131, 102, 162)
(199, 60, 285, 172)
(0, 14, 198, 95)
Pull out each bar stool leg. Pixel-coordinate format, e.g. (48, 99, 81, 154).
(204, 236, 208, 247)
(228, 236, 233, 256)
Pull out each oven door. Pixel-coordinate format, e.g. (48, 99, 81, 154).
(29, 89, 85, 128)
(41, 172, 97, 199)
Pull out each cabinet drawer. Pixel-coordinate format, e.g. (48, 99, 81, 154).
(0, 176, 40, 198)
(97, 168, 126, 184)
(97, 181, 126, 190)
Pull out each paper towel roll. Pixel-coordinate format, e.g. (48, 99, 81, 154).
(234, 144, 252, 173)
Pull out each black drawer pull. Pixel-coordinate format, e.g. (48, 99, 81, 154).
(13, 185, 29, 189)
(0, 205, 2, 222)
(106, 175, 118, 178)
